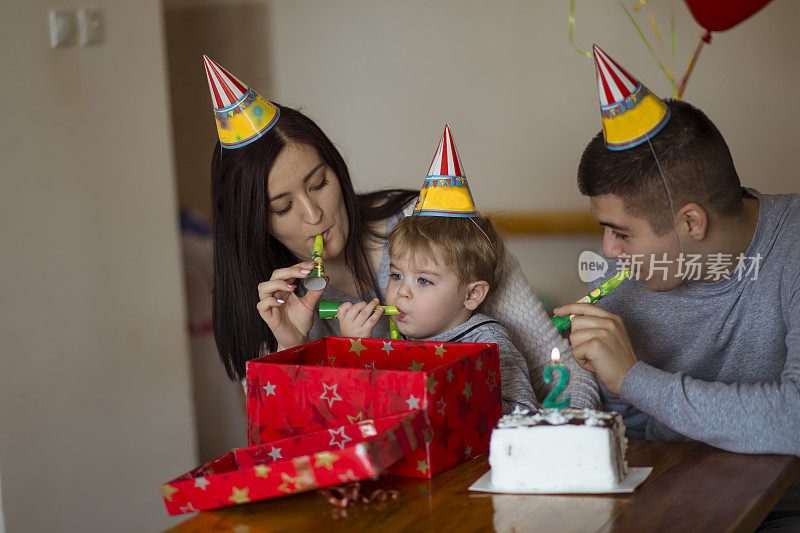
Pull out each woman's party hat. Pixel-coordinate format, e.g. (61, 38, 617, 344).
(412, 125, 478, 217)
(593, 44, 670, 151)
(203, 55, 280, 149)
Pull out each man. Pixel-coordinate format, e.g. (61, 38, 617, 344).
(555, 46, 799, 456)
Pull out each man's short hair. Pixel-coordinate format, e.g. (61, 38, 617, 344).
(577, 99, 744, 234)
(388, 215, 505, 290)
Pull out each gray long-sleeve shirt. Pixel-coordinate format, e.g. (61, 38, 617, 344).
(590, 190, 800, 456)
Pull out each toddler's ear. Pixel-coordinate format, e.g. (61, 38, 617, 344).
(464, 281, 490, 311)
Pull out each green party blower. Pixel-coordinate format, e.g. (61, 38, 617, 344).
(550, 269, 632, 332)
(319, 301, 400, 320)
(303, 234, 327, 291)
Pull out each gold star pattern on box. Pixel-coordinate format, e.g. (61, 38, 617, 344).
(314, 451, 340, 470)
(229, 487, 251, 504)
(253, 464, 271, 478)
(349, 338, 367, 356)
(437, 398, 447, 415)
(277, 473, 298, 494)
(338, 469, 358, 483)
(407, 359, 424, 371)
(485, 369, 498, 392)
(161, 484, 179, 501)
(434, 344, 447, 357)
(462, 381, 473, 402)
(346, 411, 364, 424)
(426, 374, 438, 393)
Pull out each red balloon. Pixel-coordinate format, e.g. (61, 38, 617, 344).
(684, 0, 772, 32)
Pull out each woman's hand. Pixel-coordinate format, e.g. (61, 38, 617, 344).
(337, 298, 383, 338)
(256, 261, 326, 350)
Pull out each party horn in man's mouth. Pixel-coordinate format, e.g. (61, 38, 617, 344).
(319, 301, 399, 319)
(551, 269, 631, 332)
(303, 235, 327, 290)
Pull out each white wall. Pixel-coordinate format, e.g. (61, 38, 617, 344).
(0, 1, 196, 531)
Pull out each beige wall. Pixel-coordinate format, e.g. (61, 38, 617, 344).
(0, 1, 196, 531)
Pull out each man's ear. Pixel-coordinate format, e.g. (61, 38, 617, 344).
(464, 281, 490, 311)
(678, 202, 708, 241)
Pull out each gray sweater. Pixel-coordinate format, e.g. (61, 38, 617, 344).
(590, 190, 800, 456)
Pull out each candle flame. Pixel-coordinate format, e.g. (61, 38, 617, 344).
(551, 347, 561, 362)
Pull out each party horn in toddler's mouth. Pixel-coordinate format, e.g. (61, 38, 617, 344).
(551, 269, 631, 332)
(303, 235, 327, 290)
(319, 301, 400, 320)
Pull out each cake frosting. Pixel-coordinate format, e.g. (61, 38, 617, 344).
(489, 408, 628, 492)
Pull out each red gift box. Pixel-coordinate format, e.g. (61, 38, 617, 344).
(161, 410, 431, 515)
(246, 337, 501, 478)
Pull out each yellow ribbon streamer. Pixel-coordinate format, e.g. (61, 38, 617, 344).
(568, 0, 593, 58)
(618, 1, 678, 97)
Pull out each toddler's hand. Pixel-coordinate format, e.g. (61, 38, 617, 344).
(337, 299, 383, 338)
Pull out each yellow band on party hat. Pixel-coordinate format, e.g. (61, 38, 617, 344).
(203, 55, 279, 149)
(593, 44, 670, 151)
(412, 125, 478, 217)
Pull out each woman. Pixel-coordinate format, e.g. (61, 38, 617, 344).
(204, 56, 598, 407)
(212, 104, 416, 380)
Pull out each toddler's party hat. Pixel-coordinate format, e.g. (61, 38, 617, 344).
(593, 44, 670, 151)
(203, 55, 279, 149)
(412, 125, 478, 217)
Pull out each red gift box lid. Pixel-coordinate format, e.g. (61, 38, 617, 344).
(161, 409, 431, 515)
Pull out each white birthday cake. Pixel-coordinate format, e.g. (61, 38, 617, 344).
(488, 408, 628, 492)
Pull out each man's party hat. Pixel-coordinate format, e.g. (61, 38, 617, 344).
(203, 55, 279, 149)
(592, 44, 670, 151)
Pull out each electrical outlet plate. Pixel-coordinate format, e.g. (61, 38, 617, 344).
(49, 10, 77, 49)
(78, 8, 104, 46)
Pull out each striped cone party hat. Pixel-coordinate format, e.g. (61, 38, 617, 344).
(593, 44, 670, 151)
(412, 125, 478, 217)
(203, 55, 279, 149)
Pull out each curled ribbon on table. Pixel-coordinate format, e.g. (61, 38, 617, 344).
(319, 481, 400, 509)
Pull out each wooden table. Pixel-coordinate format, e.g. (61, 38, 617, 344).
(168, 441, 799, 533)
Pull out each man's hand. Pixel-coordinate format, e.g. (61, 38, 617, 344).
(553, 303, 638, 395)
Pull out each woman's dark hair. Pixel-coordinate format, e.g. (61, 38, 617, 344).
(211, 104, 417, 381)
(577, 99, 743, 234)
